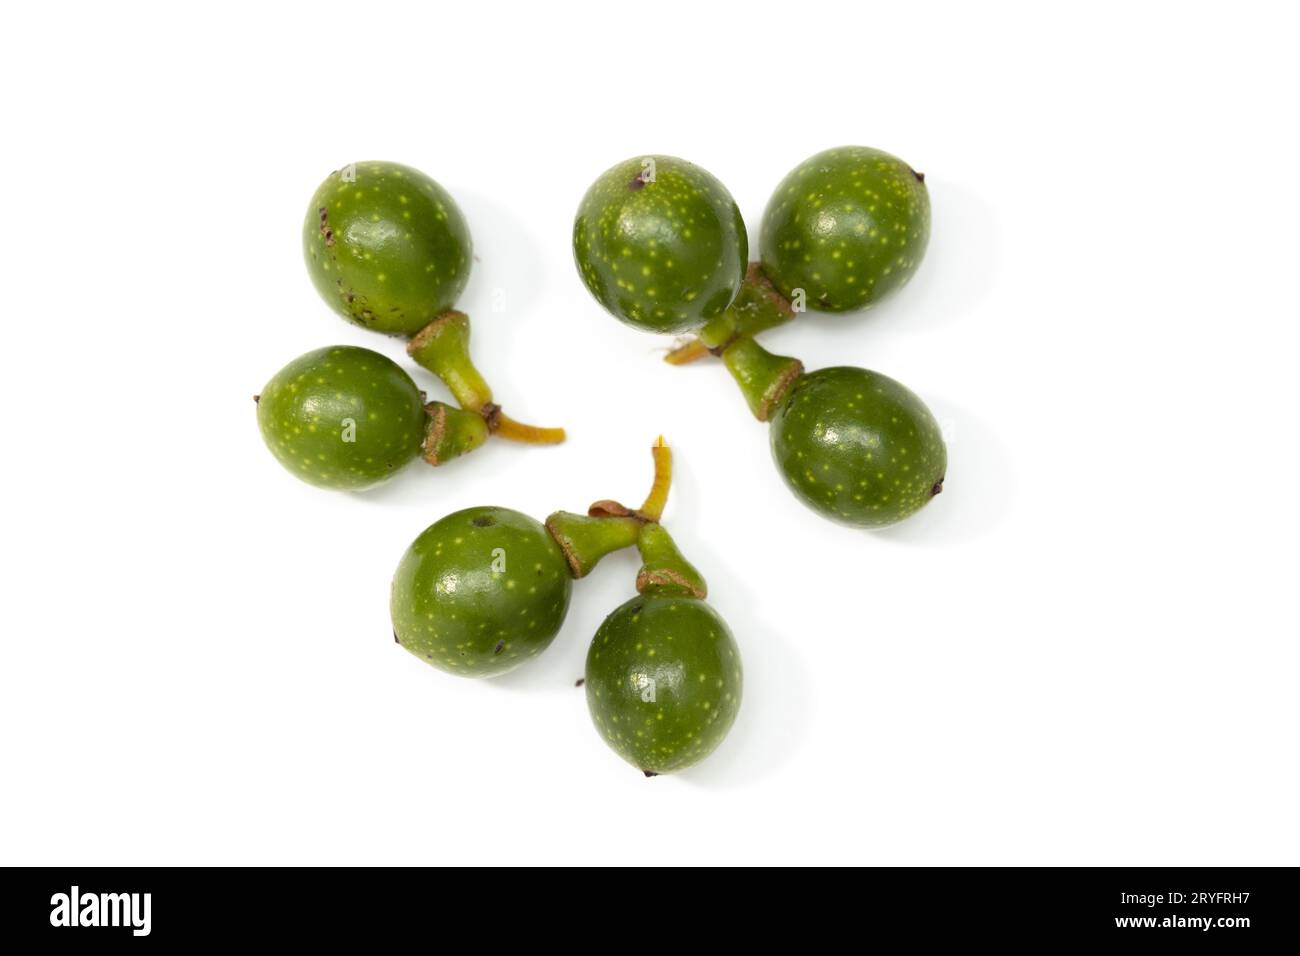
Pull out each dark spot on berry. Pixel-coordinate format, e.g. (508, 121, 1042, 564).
(642, 770, 658, 778)
(471, 515, 495, 528)
(931, 478, 945, 496)
(574, 677, 585, 687)
(493, 640, 505, 655)
(393, 630, 401, 645)
(910, 167, 926, 184)
(318, 207, 335, 246)
(629, 604, 643, 615)
(253, 394, 260, 404)
(627, 175, 647, 191)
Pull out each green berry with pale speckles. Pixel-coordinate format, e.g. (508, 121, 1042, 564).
(304, 161, 472, 335)
(585, 595, 742, 775)
(257, 345, 427, 490)
(573, 155, 748, 334)
(770, 366, 946, 527)
(391, 507, 573, 677)
(761, 146, 930, 313)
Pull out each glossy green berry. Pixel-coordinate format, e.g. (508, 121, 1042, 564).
(257, 345, 426, 490)
(760, 146, 930, 312)
(585, 595, 742, 775)
(771, 366, 946, 527)
(573, 155, 748, 334)
(391, 507, 573, 677)
(304, 161, 472, 335)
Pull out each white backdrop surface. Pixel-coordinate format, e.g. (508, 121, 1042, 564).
(1, 1, 1296, 865)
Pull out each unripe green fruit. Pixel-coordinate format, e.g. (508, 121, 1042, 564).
(585, 595, 742, 775)
(304, 161, 472, 335)
(573, 155, 748, 333)
(391, 507, 573, 677)
(770, 366, 946, 527)
(760, 146, 930, 312)
(257, 345, 426, 490)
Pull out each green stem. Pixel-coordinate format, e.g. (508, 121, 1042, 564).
(635, 523, 707, 599)
(407, 311, 493, 411)
(547, 437, 685, 579)
(638, 437, 672, 521)
(421, 401, 489, 466)
(407, 310, 566, 446)
(666, 263, 796, 364)
(545, 512, 642, 579)
(720, 336, 804, 422)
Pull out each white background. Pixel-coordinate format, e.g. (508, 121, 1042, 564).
(2, 1, 1297, 866)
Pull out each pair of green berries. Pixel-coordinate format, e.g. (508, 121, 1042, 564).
(257, 162, 564, 492)
(391, 441, 741, 776)
(573, 148, 946, 528)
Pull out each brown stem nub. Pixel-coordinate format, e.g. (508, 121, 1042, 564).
(588, 438, 674, 523)
(635, 566, 707, 600)
(588, 500, 638, 519)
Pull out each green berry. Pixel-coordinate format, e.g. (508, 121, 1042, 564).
(257, 345, 426, 490)
(585, 595, 742, 775)
(573, 155, 748, 334)
(770, 366, 946, 527)
(760, 146, 930, 312)
(304, 161, 472, 335)
(391, 507, 573, 677)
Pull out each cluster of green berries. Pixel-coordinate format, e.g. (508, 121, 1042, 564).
(254, 164, 745, 774)
(255, 144, 953, 776)
(574, 147, 946, 528)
